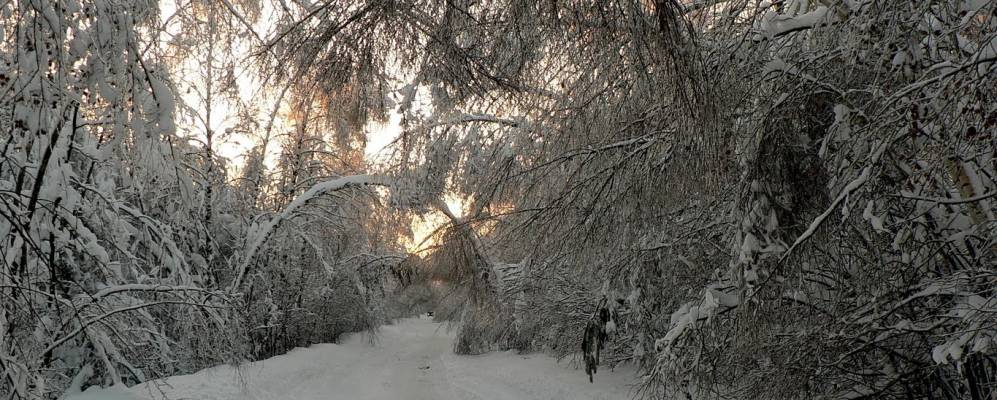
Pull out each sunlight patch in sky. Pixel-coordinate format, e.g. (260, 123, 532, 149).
(365, 111, 403, 163)
(403, 194, 468, 254)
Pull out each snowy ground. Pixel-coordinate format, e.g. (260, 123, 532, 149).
(67, 316, 638, 400)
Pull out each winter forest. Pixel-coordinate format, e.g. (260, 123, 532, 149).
(1, 0, 996, 398)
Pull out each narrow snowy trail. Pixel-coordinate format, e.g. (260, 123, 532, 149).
(70, 316, 637, 400)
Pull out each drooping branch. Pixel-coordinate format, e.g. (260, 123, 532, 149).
(230, 174, 391, 292)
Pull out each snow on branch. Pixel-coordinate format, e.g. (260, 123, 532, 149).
(92, 284, 212, 300)
(404, 113, 525, 135)
(754, 6, 840, 41)
(683, 0, 733, 14)
(896, 191, 997, 205)
(656, 288, 740, 355)
(41, 300, 230, 361)
(781, 165, 872, 260)
(231, 175, 390, 291)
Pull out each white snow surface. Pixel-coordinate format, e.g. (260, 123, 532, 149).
(67, 316, 637, 400)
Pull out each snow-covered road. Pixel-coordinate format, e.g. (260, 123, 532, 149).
(69, 316, 637, 400)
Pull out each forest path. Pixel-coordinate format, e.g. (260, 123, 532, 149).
(69, 316, 636, 400)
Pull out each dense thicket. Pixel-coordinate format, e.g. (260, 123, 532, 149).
(260, 0, 997, 399)
(0, 0, 407, 397)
